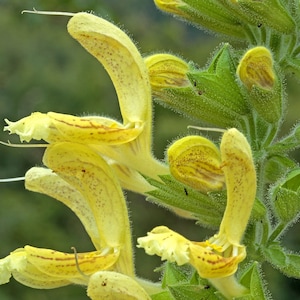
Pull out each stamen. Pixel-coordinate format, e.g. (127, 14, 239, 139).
(0, 141, 48, 148)
(231, 246, 239, 257)
(208, 234, 231, 252)
(0, 177, 25, 182)
(71, 247, 89, 278)
(188, 125, 226, 133)
(21, 8, 75, 17)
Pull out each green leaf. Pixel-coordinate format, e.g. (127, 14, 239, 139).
(264, 155, 296, 183)
(151, 291, 174, 300)
(158, 262, 218, 299)
(268, 123, 300, 154)
(161, 262, 191, 288)
(250, 198, 267, 222)
(270, 168, 300, 223)
(282, 168, 300, 191)
(188, 44, 249, 117)
(281, 254, 300, 278)
(238, 262, 271, 299)
(145, 175, 225, 228)
(262, 243, 300, 279)
(179, 2, 246, 39)
(272, 186, 300, 224)
(168, 283, 217, 300)
(262, 242, 287, 267)
(238, 0, 295, 34)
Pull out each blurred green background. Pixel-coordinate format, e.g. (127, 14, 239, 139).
(0, 0, 299, 299)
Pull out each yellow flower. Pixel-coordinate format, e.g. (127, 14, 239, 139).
(0, 142, 156, 299)
(138, 128, 256, 299)
(4, 12, 168, 194)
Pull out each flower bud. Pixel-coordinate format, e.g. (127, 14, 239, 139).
(236, 0, 295, 34)
(167, 135, 224, 192)
(237, 46, 283, 123)
(147, 45, 249, 128)
(237, 46, 275, 90)
(145, 53, 190, 91)
(154, 0, 246, 39)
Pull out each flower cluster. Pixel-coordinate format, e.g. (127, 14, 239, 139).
(2, 1, 300, 299)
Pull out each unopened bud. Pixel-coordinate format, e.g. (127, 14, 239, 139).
(154, 0, 246, 39)
(145, 53, 190, 91)
(236, 0, 295, 34)
(237, 46, 275, 90)
(237, 46, 282, 123)
(167, 135, 224, 192)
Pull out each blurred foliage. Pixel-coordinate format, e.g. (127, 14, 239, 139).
(0, 0, 299, 299)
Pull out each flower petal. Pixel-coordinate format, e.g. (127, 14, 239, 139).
(25, 246, 118, 280)
(189, 242, 245, 278)
(4, 112, 142, 144)
(219, 128, 256, 244)
(0, 248, 70, 289)
(107, 160, 154, 194)
(137, 226, 190, 265)
(42, 142, 134, 276)
(67, 12, 151, 125)
(25, 167, 102, 249)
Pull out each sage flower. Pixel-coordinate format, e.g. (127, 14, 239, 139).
(0, 142, 155, 299)
(138, 128, 256, 298)
(4, 12, 168, 194)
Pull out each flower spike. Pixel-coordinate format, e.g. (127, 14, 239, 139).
(4, 12, 168, 190)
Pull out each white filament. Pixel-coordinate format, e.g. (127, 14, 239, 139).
(22, 9, 75, 17)
(0, 177, 25, 182)
(188, 125, 226, 133)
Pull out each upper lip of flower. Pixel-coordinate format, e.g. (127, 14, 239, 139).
(4, 12, 168, 187)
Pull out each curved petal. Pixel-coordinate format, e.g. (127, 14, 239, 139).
(25, 167, 102, 250)
(189, 242, 245, 278)
(43, 142, 134, 276)
(25, 246, 118, 280)
(0, 248, 71, 289)
(0, 246, 119, 289)
(219, 128, 256, 244)
(106, 160, 154, 194)
(67, 12, 151, 126)
(4, 112, 142, 144)
(87, 271, 151, 300)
